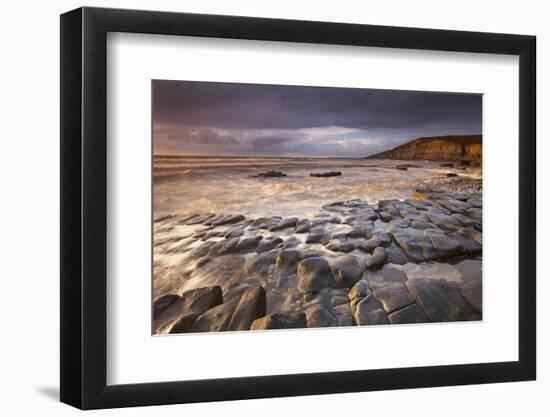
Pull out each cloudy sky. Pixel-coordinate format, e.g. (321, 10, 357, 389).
(153, 80, 481, 158)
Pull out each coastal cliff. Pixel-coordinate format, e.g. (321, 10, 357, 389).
(367, 135, 482, 161)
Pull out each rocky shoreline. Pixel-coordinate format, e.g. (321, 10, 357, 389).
(153, 176, 482, 334)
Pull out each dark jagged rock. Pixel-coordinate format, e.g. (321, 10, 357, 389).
(406, 278, 477, 322)
(367, 247, 387, 269)
(275, 249, 303, 273)
(251, 312, 307, 330)
(154, 286, 223, 334)
(297, 257, 336, 293)
(388, 303, 430, 324)
(306, 305, 338, 327)
(459, 280, 482, 312)
(189, 298, 241, 332)
(295, 218, 311, 233)
(256, 237, 283, 253)
(167, 314, 199, 333)
(331, 255, 364, 288)
(153, 294, 180, 319)
(310, 171, 342, 177)
(253, 171, 287, 178)
(227, 287, 267, 331)
(245, 250, 278, 275)
(269, 217, 299, 231)
(372, 282, 415, 313)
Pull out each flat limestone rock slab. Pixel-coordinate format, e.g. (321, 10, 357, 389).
(406, 278, 476, 322)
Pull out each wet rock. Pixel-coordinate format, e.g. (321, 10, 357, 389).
(305, 227, 331, 244)
(156, 313, 198, 334)
(306, 305, 338, 327)
(185, 213, 215, 225)
(456, 227, 483, 244)
(425, 209, 462, 232)
(245, 251, 278, 275)
(466, 207, 483, 221)
(449, 232, 482, 255)
(451, 213, 476, 228)
(379, 211, 394, 222)
(224, 225, 246, 238)
(348, 225, 372, 238)
(360, 238, 383, 253)
(255, 216, 283, 230)
(331, 295, 349, 306)
(154, 286, 223, 333)
(331, 255, 364, 288)
(367, 247, 387, 269)
(388, 303, 430, 324)
(269, 217, 299, 231)
(460, 280, 482, 312)
(310, 171, 342, 177)
(411, 220, 432, 230)
(275, 249, 303, 273)
(384, 244, 410, 265)
(424, 229, 465, 259)
(253, 171, 287, 178)
(348, 280, 370, 304)
(235, 236, 263, 253)
(282, 236, 301, 249)
(325, 241, 356, 253)
(227, 287, 267, 331)
(189, 298, 240, 332)
(406, 278, 476, 322)
(390, 227, 437, 262)
(256, 237, 283, 253)
(295, 219, 311, 233)
(372, 282, 415, 313)
(251, 312, 307, 330)
(355, 304, 389, 326)
(153, 294, 180, 319)
(207, 237, 239, 256)
(212, 214, 246, 227)
(297, 257, 337, 293)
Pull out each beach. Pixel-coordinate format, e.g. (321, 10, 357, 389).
(152, 156, 482, 334)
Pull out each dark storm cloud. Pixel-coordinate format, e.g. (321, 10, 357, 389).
(153, 80, 482, 156)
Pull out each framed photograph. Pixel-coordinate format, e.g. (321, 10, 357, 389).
(60, 6, 536, 409)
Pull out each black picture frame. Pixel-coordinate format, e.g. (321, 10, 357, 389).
(60, 6, 536, 410)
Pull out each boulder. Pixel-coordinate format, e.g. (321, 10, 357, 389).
(253, 171, 287, 178)
(306, 305, 338, 327)
(256, 237, 283, 253)
(275, 249, 303, 273)
(325, 241, 356, 253)
(424, 229, 465, 259)
(331, 255, 364, 288)
(188, 299, 240, 332)
(406, 278, 476, 322)
(251, 312, 307, 330)
(310, 171, 342, 177)
(154, 286, 223, 334)
(372, 282, 415, 314)
(388, 303, 430, 324)
(234, 236, 263, 253)
(367, 247, 387, 269)
(269, 217, 299, 231)
(460, 280, 482, 312)
(157, 313, 198, 334)
(297, 257, 336, 293)
(153, 294, 180, 319)
(226, 287, 267, 331)
(244, 251, 278, 275)
(295, 219, 311, 233)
